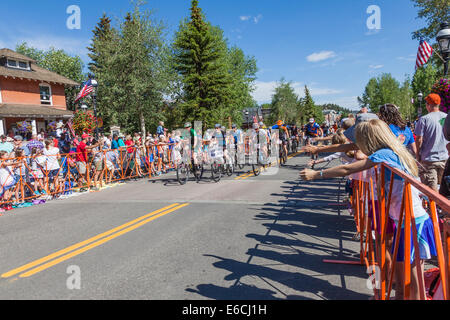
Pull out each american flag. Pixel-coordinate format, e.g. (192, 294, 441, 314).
(67, 118, 76, 139)
(74, 79, 95, 103)
(415, 39, 434, 69)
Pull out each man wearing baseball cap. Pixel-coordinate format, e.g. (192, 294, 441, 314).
(76, 134, 101, 191)
(414, 93, 448, 191)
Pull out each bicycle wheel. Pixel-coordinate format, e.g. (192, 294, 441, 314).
(236, 154, 245, 170)
(226, 163, 234, 177)
(177, 163, 189, 185)
(280, 148, 287, 166)
(252, 164, 261, 176)
(193, 164, 204, 183)
(211, 162, 222, 183)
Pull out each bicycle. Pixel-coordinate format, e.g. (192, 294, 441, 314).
(279, 141, 288, 166)
(291, 137, 299, 153)
(176, 143, 204, 185)
(209, 145, 223, 183)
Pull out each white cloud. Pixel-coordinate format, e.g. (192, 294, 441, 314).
(369, 64, 383, 69)
(240, 14, 263, 24)
(307, 51, 337, 63)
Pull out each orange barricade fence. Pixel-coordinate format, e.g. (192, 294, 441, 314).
(444, 215, 450, 299)
(0, 143, 177, 206)
(324, 163, 450, 300)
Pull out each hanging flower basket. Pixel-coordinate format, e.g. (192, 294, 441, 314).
(16, 121, 32, 133)
(431, 78, 450, 113)
(72, 110, 97, 135)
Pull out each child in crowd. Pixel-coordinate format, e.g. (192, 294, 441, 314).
(30, 147, 47, 196)
(43, 139, 61, 196)
(12, 149, 28, 206)
(0, 151, 17, 211)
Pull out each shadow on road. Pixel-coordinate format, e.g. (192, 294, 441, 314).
(186, 173, 371, 300)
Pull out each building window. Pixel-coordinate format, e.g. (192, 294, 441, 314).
(7, 59, 17, 68)
(7, 59, 30, 70)
(39, 84, 52, 105)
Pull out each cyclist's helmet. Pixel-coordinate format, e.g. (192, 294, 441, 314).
(277, 120, 283, 126)
(184, 122, 192, 128)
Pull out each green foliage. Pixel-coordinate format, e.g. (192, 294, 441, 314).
(15, 42, 85, 111)
(358, 73, 405, 113)
(412, 0, 450, 41)
(87, 4, 169, 136)
(226, 46, 258, 125)
(411, 63, 440, 115)
(299, 86, 324, 124)
(72, 111, 97, 135)
(411, 0, 449, 72)
(268, 79, 300, 125)
(171, 0, 231, 128)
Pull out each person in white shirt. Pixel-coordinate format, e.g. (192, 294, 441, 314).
(43, 139, 61, 196)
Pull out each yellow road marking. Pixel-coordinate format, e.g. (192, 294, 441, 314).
(235, 172, 252, 180)
(18, 203, 190, 278)
(1, 203, 182, 279)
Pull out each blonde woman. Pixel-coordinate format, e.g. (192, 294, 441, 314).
(301, 119, 437, 300)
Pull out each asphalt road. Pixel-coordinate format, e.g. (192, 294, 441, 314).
(0, 153, 372, 300)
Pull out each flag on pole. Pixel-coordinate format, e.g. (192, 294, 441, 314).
(415, 39, 433, 69)
(74, 79, 95, 103)
(67, 118, 76, 139)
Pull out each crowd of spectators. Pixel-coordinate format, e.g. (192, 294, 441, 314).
(300, 93, 448, 300)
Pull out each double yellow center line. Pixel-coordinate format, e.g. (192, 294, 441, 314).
(2, 203, 189, 279)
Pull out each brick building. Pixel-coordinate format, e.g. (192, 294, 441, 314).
(0, 48, 78, 137)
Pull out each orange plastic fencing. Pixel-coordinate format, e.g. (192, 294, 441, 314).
(444, 217, 450, 299)
(329, 163, 450, 300)
(0, 143, 177, 206)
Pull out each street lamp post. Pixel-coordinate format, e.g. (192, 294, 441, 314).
(437, 22, 450, 76)
(244, 110, 250, 129)
(418, 92, 423, 118)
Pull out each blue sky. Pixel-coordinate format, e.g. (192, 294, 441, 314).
(0, 0, 430, 110)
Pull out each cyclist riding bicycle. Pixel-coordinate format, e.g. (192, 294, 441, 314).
(304, 118, 323, 160)
(252, 123, 268, 165)
(304, 118, 322, 144)
(182, 122, 199, 164)
(272, 120, 290, 160)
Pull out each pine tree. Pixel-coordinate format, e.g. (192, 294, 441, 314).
(172, 0, 232, 128)
(87, 14, 119, 128)
(300, 86, 324, 124)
